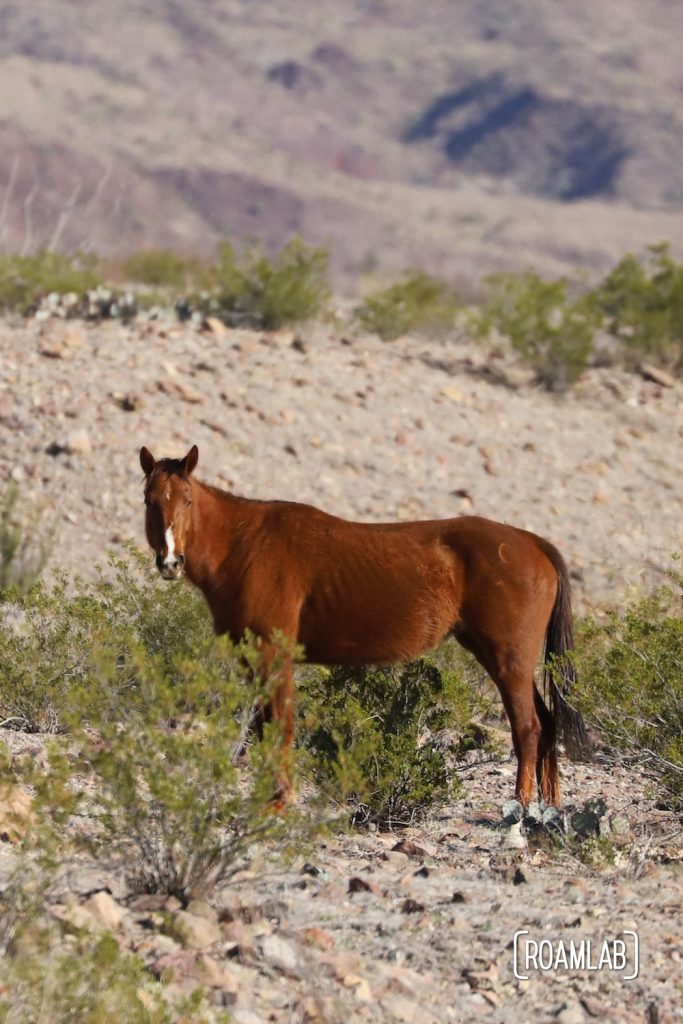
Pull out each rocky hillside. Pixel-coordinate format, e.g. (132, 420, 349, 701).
(0, 312, 682, 1021)
(0, 313, 681, 610)
(2, 1, 683, 286)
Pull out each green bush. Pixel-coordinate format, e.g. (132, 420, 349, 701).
(573, 573, 683, 808)
(475, 270, 598, 390)
(592, 242, 683, 372)
(299, 658, 485, 826)
(118, 249, 209, 291)
(356, 271, 461, 340)
(0, 484, 52, 599)
(0, 926, 174, 1024)
(62, 634, 298, 900)
(1, 553, 311, 899)
(210, 237, 330, 329)
(0, 553, 211, 733)
(0, 251, 100, 314)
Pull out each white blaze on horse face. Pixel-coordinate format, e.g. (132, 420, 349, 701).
(164, 525, 176, 566)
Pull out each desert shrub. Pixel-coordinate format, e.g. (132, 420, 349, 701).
(1, 566, 308, 899)
(210, 237, 330, 329)
(475, 271, 598, 390)
(592, 242, 683, 372)
(0, 744, 225, 1022)
(0, 251, 100, 314)
(59, 633, 299, 900)
(572, 573, 683, 808)
(0, 553, 211, 733)
(356, 271, 461, 340)
(0, 926, 173, 1024)
(118, 249, 210, 291)
(299, 657, 484, 826)
(0, 909, 229, 1024)
(0, 484, 52, 598)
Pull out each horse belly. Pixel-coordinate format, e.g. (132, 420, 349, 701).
(298, 572, 456, 666)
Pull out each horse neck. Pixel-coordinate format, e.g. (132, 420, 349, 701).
(184, 478, 241, 589)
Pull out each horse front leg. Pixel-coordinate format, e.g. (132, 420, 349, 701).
(258, 639, 296, 809)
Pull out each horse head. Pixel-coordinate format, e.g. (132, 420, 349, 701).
(139, 444, 198, 579)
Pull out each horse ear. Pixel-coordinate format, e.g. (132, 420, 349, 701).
(140, 446, 156, 476)
(181, 445, 199, 477)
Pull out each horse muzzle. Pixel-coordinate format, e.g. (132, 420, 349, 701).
(156, 552, 185, 580)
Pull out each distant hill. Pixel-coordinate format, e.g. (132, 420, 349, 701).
(2, 0, 683, 289)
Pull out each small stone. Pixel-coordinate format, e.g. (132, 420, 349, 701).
(348, 876, 374, 894)
(381, 850, 409, 866)
(301, 926, 334, 951)
(232, 1011, 269, 1024)
(556, 1002, 586, 1024)
(10, 465, 26, 483)
(65, 429, 92, 455)
(503, 822, 527, 850)
(580, 996, 607, 1018)
(512, 866, 527, 885)
(441, 384, 463, 402)
(118, 392, 139, 411)
(610, 815, 630, 835)
(203, 316, 229, 340)
(542, 806, 564, 830)
(172, 909, 221, 950)
(185, 899, 219, 925)
(639, 362, 677, 388)
(64, 330, 85, 349)
(260, 934, 300, 976)
(523, 801, 543, 825)
(401, 898, 425, 914)
(84, 891, 128, 931)
(502, 799, 524, 824)
(391, 839, 426, 859)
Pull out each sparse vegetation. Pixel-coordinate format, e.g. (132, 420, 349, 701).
(299, 657, 489, 826)
(210, 237, 331, 329)
(0, 251, 100, 315)
(1, 241, 682, 387)
(572, 571, 683, 809)
(591, 242, 683, 372)
(0, 925, 175, 1024)
(66, 634, 300, 900)
(474, 270, 599, 390)
(117, 248, 210, 291)
(0, 555, 305, 899)
(357, 271, 461, 340)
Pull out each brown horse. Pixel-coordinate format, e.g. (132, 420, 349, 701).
(140, 444, 589, 807)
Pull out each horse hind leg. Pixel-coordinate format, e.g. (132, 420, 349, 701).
(534, 687, 560, 806)
(501, 679, 543, 807)
(453, 627, 542, 806)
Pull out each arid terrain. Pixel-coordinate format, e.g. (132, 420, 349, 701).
(0, 312, 682, 1021)
(0, 312, 680, 609)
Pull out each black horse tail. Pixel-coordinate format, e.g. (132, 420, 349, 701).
(538, 539, 591, 761)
